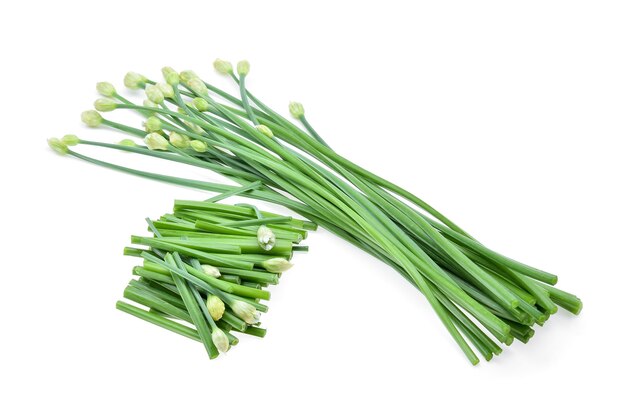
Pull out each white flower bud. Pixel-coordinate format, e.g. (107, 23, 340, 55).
(213, 58, 233, 75)
(145, 84, 165, 104)
(94, 98, 117, 112)
(201, 264, 221, 277)
(144, 116, 162, 133)
(206, 295, 225, 321)
(289, 101, 305, 119)
(156, 82, 174, 98)
(231, 300, 261, 325)
(47, 138, 68, 155)
(211, 328, 230, 353)
(193, 97, 210, 111)
(144, 132, 169, 151)
(118, 138, 137, 147)
(96, 82, 116, 97)
(190, 140, 208, 152)
(169, 131, 190, 149)
(262, 257, 293, 273)
(179, 70, 199, 84)
(257, 225, 276, 251)
(123, 71, 147, 89)
(81, 110, 103, 127)
(255, 124, 274, 138)
(237, 60, 250, 76)
(161, 66, 180, 85)
(61, 134, 80, 146)
(188, 77, 208, 96)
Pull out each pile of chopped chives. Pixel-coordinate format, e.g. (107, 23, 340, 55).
(117, 197, 313, 358)
(48, 59, 583, 364)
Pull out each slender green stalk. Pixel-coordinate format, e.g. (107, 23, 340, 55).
(116, 301, 201, 341)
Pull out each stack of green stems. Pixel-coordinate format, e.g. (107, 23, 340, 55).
(57, 64, 582, 364)
(117, 198, 309, 358)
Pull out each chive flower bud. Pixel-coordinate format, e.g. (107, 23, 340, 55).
(257, 225, 276, 251)
(47, 138, 68, 155)
(213, 58, 233, 75)
(123, 71, 147, 89)
(118, 138, 137, 147)
(145, 84, 165, 104)
(94, 98, 117, 112)
(96, 81, 116, 97)
(169, 132, 190, 149)
(81, 110, 103, 127)
(201, 264, 221, 277)
(144, 132, 169, 151)
(161, 66, 180, 86)
(156, 82, 174, 99)
(144, 116, 162, 133)
(211, 328, 230, 353)
(179, 70, 199, 85)
(231, 300, 261, 325)
(255, 124, 274, 138)
(61, 134, 80, 146)
(262, 257, 293, 273)
(237, 60, 250, 76)
(188, 77, 208, 96)
(193, 97, 210, 111)
(206, 295, 225, 321)
(190, 140, 208, 153)
(289, 101, 305, 119)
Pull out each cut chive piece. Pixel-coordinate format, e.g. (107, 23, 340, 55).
(116, 301, 200, 342)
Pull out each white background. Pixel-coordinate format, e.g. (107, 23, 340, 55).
(1, 1, 624, 413)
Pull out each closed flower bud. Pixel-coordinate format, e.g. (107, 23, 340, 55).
(188, 77, 208, 96)
(169, 131, 190, 149)
(201, 264, 221, 277)
(61, 134, 80, 146)
(96, 81, 116, 97)
(161, 66, 180, 85)
(47, 138, 68, 155)
(231, 300, 261, 325)
(144, 132, 169, 151)
(206, 295, 225, 321)
(213, 58, 233, 75)
(193, 97, 210, 111)
(237, 60, 250, 76)
(145, 84, 165, 104)
(156, 82, 174, 98)
(123, 71, 147, 89)
(255, 124, 274, 138)
(262, 257, 293, 273)
(190, 140, 208, 152)
(118, 138, 137, 147)
(81, 110, 103, 127)
(211, 328, 230, 353)
(179, 70, 199, 84)
(144, 116, 162, 133)
(289, 101, 305, 119)
(257, 225, 276, 251)
(94, 98, 117, 112)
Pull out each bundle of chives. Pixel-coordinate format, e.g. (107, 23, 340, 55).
(48, 60, 582, 364)
(117, 197, 310, 358)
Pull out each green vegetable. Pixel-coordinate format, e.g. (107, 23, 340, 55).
(115, 200, 307, 358)
(49, 60, 582, 364)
